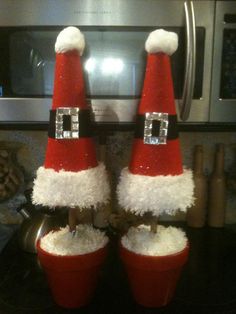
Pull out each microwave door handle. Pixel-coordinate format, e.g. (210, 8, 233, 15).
(179, 1, 196, 121)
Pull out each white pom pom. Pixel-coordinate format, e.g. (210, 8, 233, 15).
(55, 26, 85, 55)
(145, 29, 178, 55)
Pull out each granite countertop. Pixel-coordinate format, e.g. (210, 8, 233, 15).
(0, 224, 236, 314)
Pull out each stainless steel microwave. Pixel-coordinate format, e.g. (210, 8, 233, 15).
(210, 1, 236, 122)
(0, 0, 214, 123)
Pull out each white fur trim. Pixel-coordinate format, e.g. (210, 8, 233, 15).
(117, 168, 194, 216)
(32, 163, 110, 208)
(145, 29, 178, 55)
(55, 26, 85, 55)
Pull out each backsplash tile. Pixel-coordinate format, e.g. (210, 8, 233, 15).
(0, 130, 236, 224)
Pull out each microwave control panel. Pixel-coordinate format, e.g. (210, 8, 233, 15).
(220, 28, 236, 99)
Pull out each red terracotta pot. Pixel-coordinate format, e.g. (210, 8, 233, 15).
(120, 242, 189, 307)
(37, 240, 107, 309)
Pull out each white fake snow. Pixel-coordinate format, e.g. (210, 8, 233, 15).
(40, 225, 108, 256)
(121, 225, 187, 256)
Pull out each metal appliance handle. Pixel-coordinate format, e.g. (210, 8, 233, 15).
(179, 1, 196, 121)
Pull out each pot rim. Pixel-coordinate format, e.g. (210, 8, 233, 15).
(120, 240, 190, 260)
(36, 238, 108, 259)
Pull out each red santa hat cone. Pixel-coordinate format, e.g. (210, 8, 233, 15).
(117, 29, 194, 216)
(32, 26, 110, 208)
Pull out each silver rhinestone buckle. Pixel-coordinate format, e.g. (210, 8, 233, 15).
(144, 112, 169, 145)
(55, 107, 80, 139)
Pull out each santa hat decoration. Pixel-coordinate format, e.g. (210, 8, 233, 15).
(32, 26, 110, 209)
(117, 29, 194, 216)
